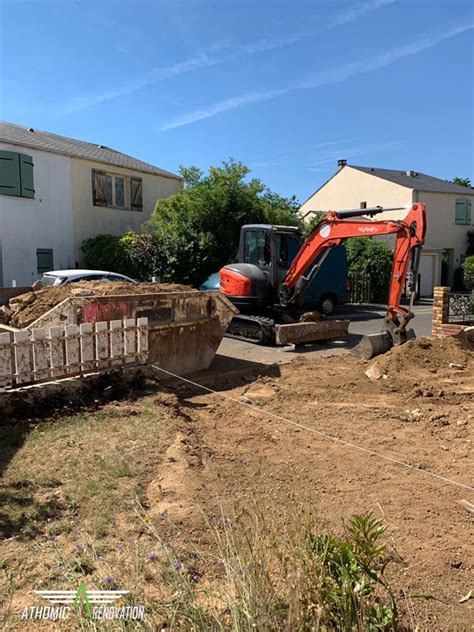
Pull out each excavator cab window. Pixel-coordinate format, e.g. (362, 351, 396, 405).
(244, 230, 271, 266)
(275, 233, 301, 268)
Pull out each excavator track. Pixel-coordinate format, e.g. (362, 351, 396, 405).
(225, 314, 276, 344)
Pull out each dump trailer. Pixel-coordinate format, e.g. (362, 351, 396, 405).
(220, 203, 427, 358)
(0, 290, 237, 376)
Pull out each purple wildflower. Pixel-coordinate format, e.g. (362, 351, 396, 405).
(105, 575, 114, 583)
(148, 552, 158, 560)
(173, 561, 182, 571)
(159, 510, 167, 519)
(50, 535, 57, 542)
(192, 574, 200, 583)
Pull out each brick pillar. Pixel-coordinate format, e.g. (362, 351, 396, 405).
(432, 286, 450, 335)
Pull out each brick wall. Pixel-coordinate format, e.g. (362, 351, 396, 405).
(432, 286, 469, 336)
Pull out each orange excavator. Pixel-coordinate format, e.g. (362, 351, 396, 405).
(219, 203, 426, 358)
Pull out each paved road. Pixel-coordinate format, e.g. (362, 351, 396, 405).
(335, 300, 433, 338)
(215, 301, 433, 367)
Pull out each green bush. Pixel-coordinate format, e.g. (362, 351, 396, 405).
(453, 266, 466, 291)
(81, 232, 163, 281)
(463, 255, 474, 291)
(346, 237, 394, 303)
(81, 234, 132, 275)
(121, 231, 163, 281)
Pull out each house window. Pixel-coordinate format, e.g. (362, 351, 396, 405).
(115, 177, 125, 207)
(37, 249, 54, 274)
(92, 169, 142, 210)
(455, 198, 472, 225)
(360, 201, 367, 209)
(0, 151, 35, 198)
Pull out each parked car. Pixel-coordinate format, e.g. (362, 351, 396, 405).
(39, 269, 137, 287)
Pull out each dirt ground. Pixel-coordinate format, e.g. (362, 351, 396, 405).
(5, 281, 194, 329)
(0, 335, 473, 629)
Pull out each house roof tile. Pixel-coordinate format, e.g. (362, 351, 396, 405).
(350, 165, 473, 195)
(0, 121, 181, 180)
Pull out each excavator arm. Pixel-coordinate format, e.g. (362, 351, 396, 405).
(279, 203, 427, 354)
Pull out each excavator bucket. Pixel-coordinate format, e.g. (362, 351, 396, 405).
(275, 319, 350, 345)
(351, 332, 393, 360)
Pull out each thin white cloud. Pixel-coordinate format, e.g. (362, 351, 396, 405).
(329, 0, 396, 27)
(61, 0, 392, 114)
(249, 138, 358, 163)
(158, 21, 474, 131)
(62, 52, 217, 114)
(306, 140, 405, 169)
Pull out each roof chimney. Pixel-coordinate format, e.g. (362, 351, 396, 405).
(28, 128, 35, 133)
(406, 170, 416, 177)
(338, 159, 347, 169)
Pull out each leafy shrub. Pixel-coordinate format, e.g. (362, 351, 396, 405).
(81, 232, 164, 281)
(346, 237, 393, 303)
(81, 234, 132, 275)
(453, 265, 466, 291)
(463, 255, 474, 290)
(121, 231, 163, 281)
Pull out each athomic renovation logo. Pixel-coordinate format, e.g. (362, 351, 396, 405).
(21, 582, 145, 621)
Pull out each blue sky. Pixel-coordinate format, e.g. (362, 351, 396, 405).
(1, 0, 473, 201)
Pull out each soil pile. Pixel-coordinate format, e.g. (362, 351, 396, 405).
(366, 334, 474, 387)
(6, 281, 194, 329)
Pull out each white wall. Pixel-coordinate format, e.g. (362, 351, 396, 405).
(299, 166, 413, 217)
(414, 191, 473, 281)
(0, 143, 75, 286)
(71, 158, 181, 263)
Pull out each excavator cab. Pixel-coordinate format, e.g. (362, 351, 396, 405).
(221, 225, 303, 312)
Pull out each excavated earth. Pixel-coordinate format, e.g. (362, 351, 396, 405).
(5, 281, 194, 328)
(149, 334, 474, 629)
(0, 335, 472, 629)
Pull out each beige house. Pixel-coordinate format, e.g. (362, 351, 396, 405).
(300, 161, 474, 296)
(0, 122, 181, 285)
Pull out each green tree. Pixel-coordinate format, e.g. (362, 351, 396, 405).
(346, 237, 393, 303)
(149, 159, 300, 286)
(452, 177, 473, 188)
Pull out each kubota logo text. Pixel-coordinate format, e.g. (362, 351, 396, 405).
(358, 226, 378, 233)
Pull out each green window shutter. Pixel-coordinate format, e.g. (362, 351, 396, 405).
(20, 153, 34, 198)
(455, 199, 468, 224)
(36, 249, 54, 274)
(467, 199, 472, 224)
(0, 151, 21, 196)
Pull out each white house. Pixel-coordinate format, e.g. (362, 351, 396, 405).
(299, 161, 474, 296)
(0, 122, 182, 287)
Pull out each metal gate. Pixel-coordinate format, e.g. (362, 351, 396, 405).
(348, 271, 371, 304)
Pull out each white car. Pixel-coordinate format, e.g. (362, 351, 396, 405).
(39, 269, 138, 287)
